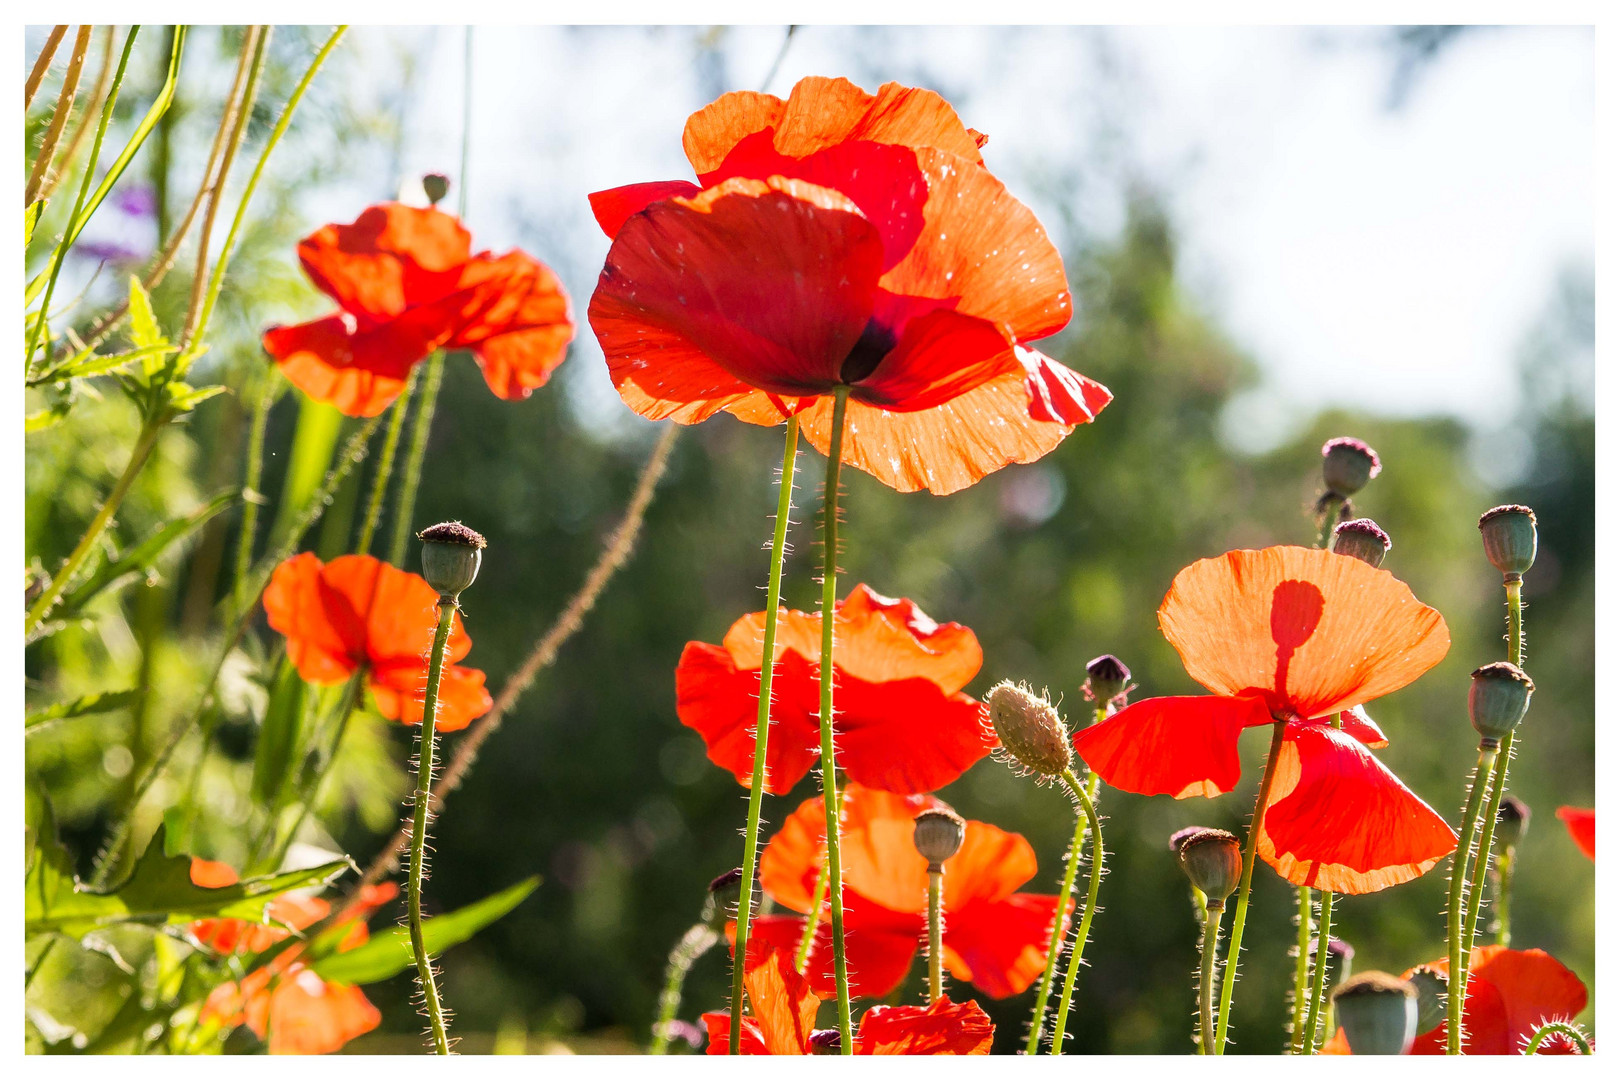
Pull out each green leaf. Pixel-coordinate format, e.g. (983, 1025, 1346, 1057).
(28, 343, 177, 387)
(166, 383, 227, 413)
(57, 489, 241, 617)
(309, 877, 539, 986)
(126, 276, 166, 354)
(25, 401, 72, 433)
(26, 689, 139, 730)
(26, 819, 351, 939)
(252, 660, 308, 810)
(26, 199, 44, 247)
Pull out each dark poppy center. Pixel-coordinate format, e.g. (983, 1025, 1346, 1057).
(839, 319, 898, 385)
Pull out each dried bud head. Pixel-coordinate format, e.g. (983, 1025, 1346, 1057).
(1084, 653, 1132, 708)
(1469, 661, 1534, 746)
(1332, 971, 1418, 1055)
(1478, 504, 1538, 578)
(913, 807, 966, 868)
(984, 680, 1071, 777)
(1333, 518, 1392, 568)
(1496, 795, 1532, 848)
(1173, 827, 1243, 904)
(1322, 437, 1382, 497)
(419, 520, 486, 598)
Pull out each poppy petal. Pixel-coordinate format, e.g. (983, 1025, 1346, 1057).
(943, 893, 1066, 999)
(853, 310, 1018, 412)
(1158, 547, 1450, 719)
(794, 365, 1073, 495)
(1333, 705, 1389, 749)
(262, 315, 425, 418)
(296, 203, 471, 322)
(448, 250, 576, 400)
(832, 678, 993, 794)
(1256, 722, 1456, 894)
(1021, 346, 1114, 425)
(1408, 946, 1588, 1055)
(763, 785, 944, 914)
(588, 180, 703, 238)
(318, 555, 472, 667)
(700, 1011, 771, 1054)
(1557, 806, 1595, 860)
(263, 552, 366, 685)
(1073, 694, 1274, 799)
(673, 642, 821, 796)
(369, 662, 491, 733)
(769, 904, 923, 1001)
(266, 969, 381, 1055)
(742, 944, 821, 1054)
(856, 998, 995, 1055)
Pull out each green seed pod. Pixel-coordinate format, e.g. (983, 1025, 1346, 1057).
(1084, 653, 1132, 708)
(418, 521, 486, 598)
(1332, 971, 1417, 1055)
(1496, 795, 1532, 849)
(1468, 662, 1534, 746)
(1478, 504, 1537, 578)
(1332, 518, 1392, 568)
(1404, 965, 1448, 1036)
(913, 807, 966, 869)
(1172, 827, 1242, 906)
(1321, 437, 1382, 498)
(984, 680, 1071, 777)
(422, 173, 451, 206)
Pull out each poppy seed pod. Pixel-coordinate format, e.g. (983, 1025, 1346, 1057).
(1468, 662, 1534, 746)
(1332, 971, 1418, 1055)
(418, 521, 486, 599)
(1173, 827, 1243, 906)
(985, 680, 1071, 777)
(1084, 653, 1131, 707)
(421, 172, 450, 206)
(913, 807, 966, 869)
(1332, 518, 1392, 569)
(703, 867, 753, 928)
(1478, 504, 1538, 578)
(1496, 795, 1532, 849)
(1403, 965, 1448, 1036)
(1321, 437, 1382, 497)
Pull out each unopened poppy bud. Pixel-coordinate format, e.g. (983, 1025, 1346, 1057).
(422, 173, 451, 206)
(1478, 504, 1537, 579)
(1332, 971, 1417, 1055)
(1084, 653, 1131, 707)
(1469, 662, 1534, 746)
(1173, 827, 1242, 907)
(1322, 437, 1382, 498)
(808, 1029, 841, 1055)
(703, 867, 753, 928)
(418, 521, 485, 598)
(984, 680, 1071, 777)
(1496, 795, 1532, 848)
(1332, 518, 1392, 568)
(913, 807, 965, 869)
(1403, 965, 1448, 1036)
(1312, 935, 1355, 965)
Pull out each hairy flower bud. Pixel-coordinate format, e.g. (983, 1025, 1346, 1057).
(1403, 965, 1448, 1036)
(419, 521, 486, 598)
(984, 680, 1071, 777)
(1332, 971, 1417, 1055)
(913, 807, 966, 869)
(1332, 518, 1392, 568)
(1469, 662, 1534, 746)
(1172, 827, 1242, 907)
(422, 173, 451, 206)
(1322, 437, 1382, 498)
(1496, 795, 1532, 849)
(1478, 504, 1537, 578)
(1084, 653, 1132, 708)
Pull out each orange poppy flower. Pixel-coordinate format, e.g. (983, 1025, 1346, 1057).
(1557, 806, 1595, 860)
(1320, 946, 1588, 1055)
(700, 943, 993, 1055)
(263, 553, 492, 732)
(188, 860, 398, 1055)
(1073, 546, 1456, 894)
(588, 76, 1111, 495)
(263, 202, 574, 417)
(743, 784, 1065, 1000)
(675, 584, 992, 795)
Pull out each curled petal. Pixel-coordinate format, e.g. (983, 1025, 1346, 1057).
(296, 203, 471, 322)
(700, 1010, 771, 1054)
(1073, 694, 1274, 799)
(262, 314, 430, 418)
(449, 250, 576, 400)
(588, 179, 702, 238)
(1020, 346, 1114, 424)
(263, 553, 366, 684)
(1333, 705, 1389, 749)
(673, 643, 821, 795)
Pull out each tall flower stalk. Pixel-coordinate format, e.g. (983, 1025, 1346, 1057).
(1049, 767, 1105, 1053)
(1172, 827, 1242, 1054)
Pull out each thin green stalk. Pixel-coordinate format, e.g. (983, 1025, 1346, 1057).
(232, 370, 277, 602)
(1050, 767, 1104, 1054)
(409, 599, 457, 1055)
(927, 868, 944, 1003)
(728, 417, 799, 1053)
(1301, 890, 1335, 1052)
(26, 418, 163, 638)
(1445, 743, 1499, 1054)
(816, 387, 854, 1051)
(1198, 902, 1223, 1054)
(258, 670, 365, 873)
(389, 353, 445, 567)
(1288, 887, 1314, 1053)
(1524, 1022, 1592, 1055)
(795, 860, 830, 973)
(1317, 494, 1343, 550)
(650, 922, 719, 1054)
(1213, 718, 1290, 1054)
(356, 369, 417, 556)
(1024, 780, 1089, 1055)
(1495, 844, 1517, 946)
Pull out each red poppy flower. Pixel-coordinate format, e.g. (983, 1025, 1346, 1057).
(701, 943, 993, 1055)
(741, 784, 1065, 1000)
(189, 860, 398, 1055)
(263, 553, 492, 732)
(1557, 806, 1595, 860)
(263, 202, 574, 417)
(588, 76, 1111, 495)
(1321, 946, 1588, 1055)
(1074, 546, 1456, 894)
(675, 584, 992, 795)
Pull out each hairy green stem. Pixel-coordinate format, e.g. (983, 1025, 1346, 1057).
(356, 369, 417, 556)
(1495, 845, 1517, 946)
(1198, 902, 1223, 1054)
(650, 922, 719, 1054)
(1025, 773, 1090, 1055)
(1302, 890, 1335, 1053)
(1050, 767, 1104, 1054)
(1288, 886, 1314, 1053)
(1446, 744, 1499, 1054)
(817, 387, 853, 1051)
(1524, 1021, 1591, 1055)
(409, 599, 457, 1055)
(927, 868, 945, 1003)
(388, 353, 444, 567)
(795, 860, 830, 973)
(260, 669, 365, 872)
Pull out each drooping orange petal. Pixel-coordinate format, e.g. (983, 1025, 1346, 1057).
(1021, 345, 1114, 425)
(761, 785, 942, 914)
(1557, 806, 1595, 860)
(263, 552, 366, 685)
(324, 554, 471, 668)
(755, 902, 923, 1001)
(447, 250, 576, 400)
(943, 892, 1066, 999)
(856, 998, 995, 1055)
(1332, 705, 1389, 749)
(1073, 694, 1274, 799)
(588, 179, 703, 238)
(265, 968, 381, 1055)
(1408, 946, 1588, 1055)
(1256, 722, 1455, 894)
(368, 661, 491, 733)
(262, 315, 428, 418)
(741, 944, 822, 1054)
(674, 643, 823, 796)
(1157, 547, 1450, 719)
(296, 203, 471, 322)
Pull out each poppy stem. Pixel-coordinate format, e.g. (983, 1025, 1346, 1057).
(817, 386, 854, 1052)
(1197, 900, 1224, 1054)
(728, 416, 801, 1054)
(1445, 743, 1499, 1054)
(927, 867, 945, 1003)
(794, 791, 839, 973)
(1494, 842, 1516, 947)
(389, 351, 446, 568)
(1316, 494, 1344, 550)
(255, 667, 366, 873)
(409, 598, 458, 1055)
(1024, 776, 1089, 1054)
(650, 921, 720, 1054)
(1213, 717, 1290, 1054)
(1287, 887, 1314, 1053)
(1524, 1021, 1592, 1055)
(355, 368, 419, 557)
(1050, 767, 1105, 1054)
(1301, 889, 1335, 1052)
